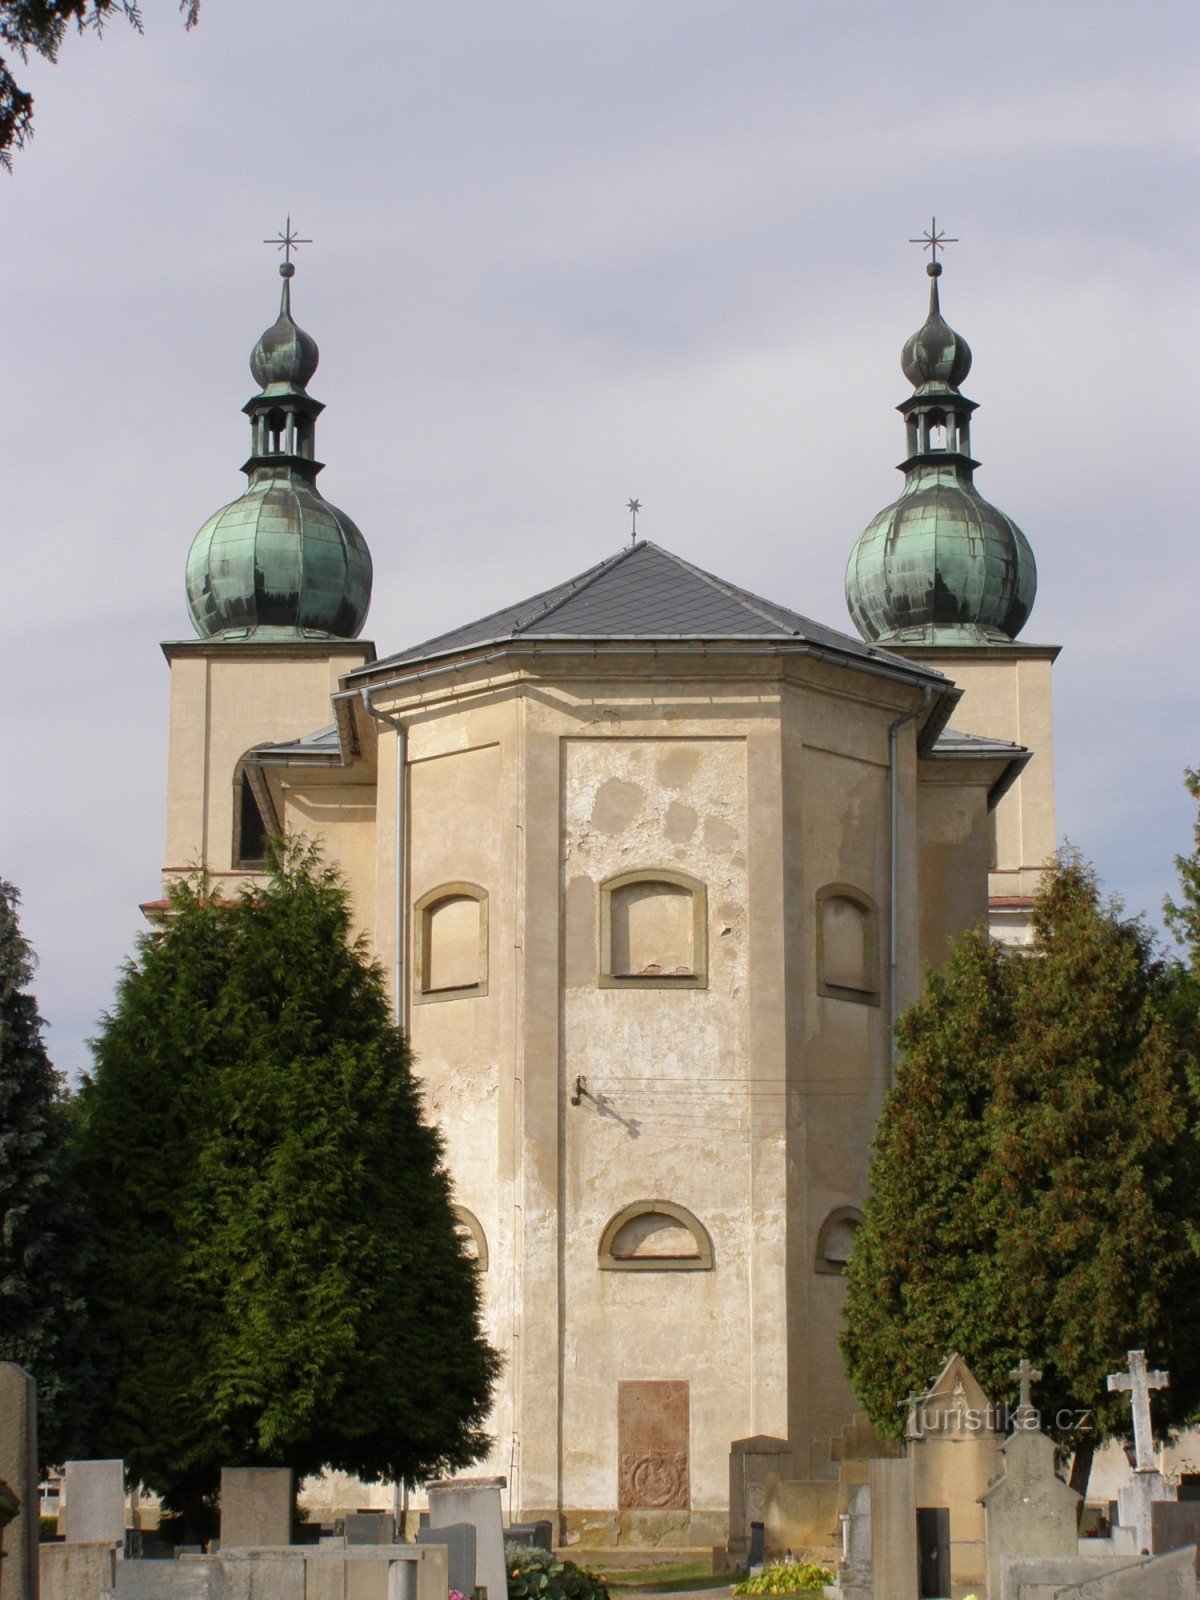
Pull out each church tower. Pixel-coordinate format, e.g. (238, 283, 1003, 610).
(154, 253, 376, 910)
(845, 258, 1058, 944)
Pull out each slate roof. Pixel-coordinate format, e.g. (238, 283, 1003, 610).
(349, 541, 947, 681)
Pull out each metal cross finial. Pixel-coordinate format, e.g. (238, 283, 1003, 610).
(909, 216, 958, 265)
(1107, 1350, 1169, 1473)
(627, 498, 641, 543)
(1009, 1358, 1043, 1417)
(263, 215, 312, 266)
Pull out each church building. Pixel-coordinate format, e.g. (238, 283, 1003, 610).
(152, 250, 1057, 1543)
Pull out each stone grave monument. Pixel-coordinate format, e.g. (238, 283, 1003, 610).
(727, 1436, 791, 1562)
(0, 1364, 38, 1600)
(1107, 1349, 1176, 1553)
(980, 1359, 1080, 1599)
(219, 1467, 293, 1548)
(344, 1513, 395, 1545)
(427, 1475, 506, 1600)
(907, 1351, 1003, 1598)
(60, 1460, 125, 1546)
(417, 1521, 477, 1594)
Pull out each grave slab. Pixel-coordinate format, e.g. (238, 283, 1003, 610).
(220, 1469, 294, 1550)
(344, 1516, 395, 1547)
(40, 1543, 117, 1600)
(418, 1523, 476, 1594)
(62, 1461, 125, 1545)
(1151, 1500, 1200, 1561)
(427, 1477, 505, 1600)
(727, 1436, 791, 1556)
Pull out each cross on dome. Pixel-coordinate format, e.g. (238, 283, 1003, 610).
(263, 215, 312, 269)
(908, 216, 958, 265)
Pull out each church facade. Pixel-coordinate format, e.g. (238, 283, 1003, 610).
(152, 254, 1056, 1542)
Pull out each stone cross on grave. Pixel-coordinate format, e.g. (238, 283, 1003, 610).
(1107, 1349, 1169, 1472)
(1009, 1358, 1043, 1427)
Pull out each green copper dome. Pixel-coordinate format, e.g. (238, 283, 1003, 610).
(845, 262, 1036, 645)
(185, 261, 372, 642)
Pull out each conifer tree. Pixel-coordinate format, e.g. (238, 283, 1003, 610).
(78, 843, 499, 1535)
(0, 879, 95, 1466)
(841, 852, 1200, 1493)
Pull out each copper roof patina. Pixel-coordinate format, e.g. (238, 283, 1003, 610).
(184, 258, 372, 643)
(845, 261, 1037, 646)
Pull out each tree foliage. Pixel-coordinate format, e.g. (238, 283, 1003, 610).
(841, 851, 1200, 1464)
(0, 878, 96, 1467)
(0, 0, 198, 168)
(77, 842, 500, 1527)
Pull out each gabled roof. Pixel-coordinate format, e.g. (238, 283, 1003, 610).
(349, 541, 947, 681)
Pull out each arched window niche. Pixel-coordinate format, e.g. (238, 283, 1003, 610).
(232, 753, 277, 871)
(599, 869, 708, 990)
(815, 1206, 864, 1275)
(413, 882, 489, 1003)
(452, 1204, 489, 1271)
(599, 1200, 713, 1272)
(815, 884, 880, 1006)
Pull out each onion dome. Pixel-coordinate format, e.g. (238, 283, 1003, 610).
(185, 259, 372, 642)
(845, 261, 1036, 645)
(250, 262, 319, 392)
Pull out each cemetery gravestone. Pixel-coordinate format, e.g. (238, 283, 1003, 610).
(867, 1459, 917, 1600)
(219, 1468, 294, 1549)
(427, 1477, 506, 1600)
(727, 1436, 791, 1558)
(61, 1461, 125, 1545)
(1149, 1500, 1200, 1562)
(907, 1352, 1002, 1599)
(344, 1515, 395, 1546)
(1107, 1350, 1176, 1553)
(980, 1364, 1079, 1600)
(0, 1364, 38, 1600)
(417, 1522, 477, 1594)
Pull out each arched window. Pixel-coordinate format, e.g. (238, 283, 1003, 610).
(413, 883, 489, 1002)
(599, 870, 707, 990)
(452, 1205, 489, 1271)
(816, 885, 879, 1005)
(232, 754, 276, 871)
(815, 1207, 864, 1275)
(599, 1201, 713, 1272)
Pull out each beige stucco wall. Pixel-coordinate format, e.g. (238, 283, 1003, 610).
(895, 644, 1058, 941)
(157, 640, 1016, 1541)
(160, 639, 373, 894)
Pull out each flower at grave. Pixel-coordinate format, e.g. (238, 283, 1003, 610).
(449, 1590, 470, 1600)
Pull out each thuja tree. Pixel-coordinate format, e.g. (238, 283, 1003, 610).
(841, 851, 1200, 1494)
(0, 879, 95, 1466)
(77, 842, 500, 1536)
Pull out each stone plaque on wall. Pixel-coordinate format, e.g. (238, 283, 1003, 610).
(618, 1381, 689, 1510)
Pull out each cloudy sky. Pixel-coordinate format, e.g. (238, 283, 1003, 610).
(2, 1, 1197, 1080)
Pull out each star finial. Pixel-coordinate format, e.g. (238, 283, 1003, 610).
(263, 215, 312, 268)
(627, 498, 641, 544)
(909, 216, 958, 265)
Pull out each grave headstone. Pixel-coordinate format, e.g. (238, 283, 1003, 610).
(1107, 1350, 1176, 1553)
(426, 1477, 506, 1600)
(727, 1436, 792, 1558)
(503, 1522, 552, 1553)
(0, 1364, 38, 1600)
(999, 1544, 1194, 1599)
(836, 1484, 870, 1600)
(344, 1514, 395, 1546)
(219, 1468, 293, 1549)
(868, 1459, 917, 1600)
(61, 1461, 125, 1545)
(1150, 1499, 1200, 1561)
(980, 1370, 1079, 1600)
(417, 1522, 477, 1593)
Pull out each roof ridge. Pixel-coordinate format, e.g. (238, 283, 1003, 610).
(510, 543, 636, 637)
(643, 542, 802, 635)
